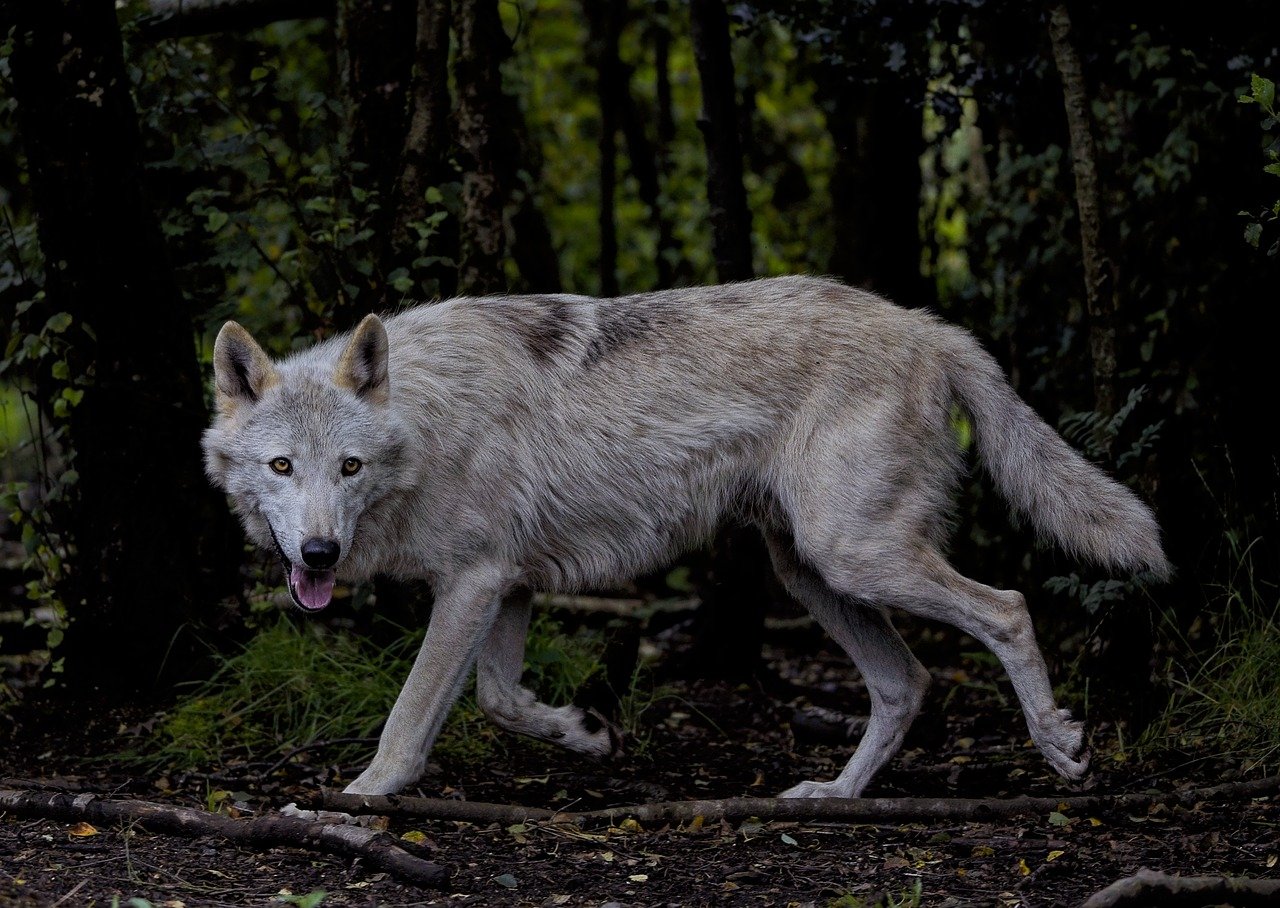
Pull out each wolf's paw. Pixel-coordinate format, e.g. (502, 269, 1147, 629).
(1035, 709, 1090, 780)
(343, 761, 416, 796)
(778, 779, 854, 799)
(567, 707, 625, 759)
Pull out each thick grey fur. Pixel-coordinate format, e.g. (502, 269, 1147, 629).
(203, 275, 1170, 798)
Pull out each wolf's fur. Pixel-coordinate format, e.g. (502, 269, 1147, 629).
(204, 275, 1169, 798)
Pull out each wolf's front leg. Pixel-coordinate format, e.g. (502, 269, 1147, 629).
(344, 566, 512, 795)
(476, 589, 624, 757)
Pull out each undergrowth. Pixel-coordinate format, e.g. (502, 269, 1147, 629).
(152, 612, 609, 771)
(1146, 536, 1280, 771)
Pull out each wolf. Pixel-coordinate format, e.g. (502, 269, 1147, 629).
(203, 275, 1170, 798)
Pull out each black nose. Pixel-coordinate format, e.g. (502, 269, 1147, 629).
(300, 538, 340, 569)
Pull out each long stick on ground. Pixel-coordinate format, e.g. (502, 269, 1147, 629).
(320, 775, 1280, 827)
(1081, 869, 1280, 908)
(0, 789, 449, 888)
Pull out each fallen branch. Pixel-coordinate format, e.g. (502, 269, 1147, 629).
(1081, 869, 1280, 907)
(0, 789, 449, 888)
(321, 775, 1280, 827)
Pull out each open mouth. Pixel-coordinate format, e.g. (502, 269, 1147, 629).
(288, 564, 336, 611)
(267, 522, 336, 612)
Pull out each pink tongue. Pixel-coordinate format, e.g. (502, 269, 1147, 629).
(291, 565, 336, 610)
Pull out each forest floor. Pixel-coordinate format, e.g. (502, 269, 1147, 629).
(1, 620, 1277, 908)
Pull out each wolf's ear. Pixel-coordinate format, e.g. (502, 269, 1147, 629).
(213, 321, 278, 413)
(335, 313, 390, 405)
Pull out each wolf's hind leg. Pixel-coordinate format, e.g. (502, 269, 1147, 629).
(820, 548, 1089, 781)
(766, 531, 931, 799)
(476, 590, 623, 758)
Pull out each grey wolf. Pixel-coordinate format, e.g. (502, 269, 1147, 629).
(203, 275, 1170, 798)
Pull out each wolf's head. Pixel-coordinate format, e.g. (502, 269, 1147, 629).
(202, 315, 413, 611)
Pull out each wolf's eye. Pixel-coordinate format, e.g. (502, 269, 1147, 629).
(269, 457, 292, 476)
(342, 457, 362, 476)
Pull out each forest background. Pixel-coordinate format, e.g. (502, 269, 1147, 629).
(0, 0, 1278, 845)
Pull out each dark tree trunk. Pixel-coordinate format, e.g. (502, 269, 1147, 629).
(687, 0, 769, 680)
(652, 0, 676, 150)
(389, 0, 459, 302)
(7, 0, 234, 688)
(453, 0, 513, 296)
(689, 0, 752, 281)
(823, 79, 931, 308)
(585, 0, 622, 297)
(1047, 3, 1152, 714)
(338, 0, 416, 205)
(335, 0, 416, 314)
(1048, 2, 1117, 436)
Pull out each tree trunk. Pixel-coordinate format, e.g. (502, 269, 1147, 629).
(687, 0, 768, 679)
(453, 0, 513, 296)
(1048, 2, 1117, 439)
(689, 0, 752, 281)
(823, 78, 931, 308)
(335, 0, 417, 315)
(585, 0, 622, 297)
(389, 0, 459, 302)
(7, 0, 234, 688)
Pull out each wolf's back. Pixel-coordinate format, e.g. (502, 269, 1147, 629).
(939, 326, 1171, 579)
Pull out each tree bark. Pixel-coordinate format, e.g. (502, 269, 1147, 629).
(584, 0, 622, 297)
(689, 0, 752, 281)
(453, 0, 512, 296)
(389, 0, 459, 301)
(7, 0, 235, 689)
(1048, 2, 1117, 440)
(336, 0, 417, 315)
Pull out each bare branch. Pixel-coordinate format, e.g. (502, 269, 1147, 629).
(0, 789, 449, 889)
(320, 775, 1280, 827)
(1081, 869, 1280, 908)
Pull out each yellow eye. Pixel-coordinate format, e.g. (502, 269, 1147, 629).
(269, 457, 292, 475)
(342, 457, 362, 476)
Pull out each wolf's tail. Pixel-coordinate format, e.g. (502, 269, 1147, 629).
(941, 327, 1171, 579)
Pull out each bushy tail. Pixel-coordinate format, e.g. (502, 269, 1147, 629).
(943, 330, 1172, 579)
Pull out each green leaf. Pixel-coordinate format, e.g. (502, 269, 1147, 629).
(46, 627, 63, 649)
(1048, 811, 1071, 826)
(61, 387, 84, 407)
(492, 873, 518, 889)
(1245, 222, 1263, 247)
(51, 360, 69, 380)
(206, 210, 229, 233)
(780, 833, 798, 846)
(250, 66, 271, 81)
(1252, 74, 1275, 111)
(1264, 163, 1280, 177)
(45, 312, 73, 333)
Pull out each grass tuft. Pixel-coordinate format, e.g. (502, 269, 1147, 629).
(151, 612, 609, 771)
(1148, 538, 1280, 770)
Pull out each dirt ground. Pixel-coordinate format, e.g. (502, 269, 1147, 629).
(1, 626, 1277, 907)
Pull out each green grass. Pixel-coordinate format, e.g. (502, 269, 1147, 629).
(152, 612, 609, 771)
(1147, 539, 1280, 770)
